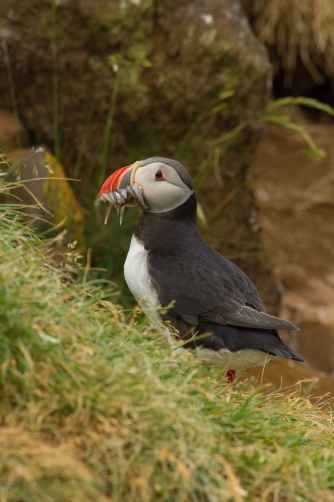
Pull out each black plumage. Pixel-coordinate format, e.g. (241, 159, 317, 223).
(135, 193, 303, 362)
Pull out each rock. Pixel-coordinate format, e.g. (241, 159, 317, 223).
(244, 358, 334, 403)
(0, 0, 277, 306)
(280, 270, 334, 374)
(248, 110, 334, 375)
(0, 109, 30, 152)
(4, 147, 85, 249)
(0, 0, 270, 177)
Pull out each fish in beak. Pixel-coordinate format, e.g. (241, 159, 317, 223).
(99, 161, 148, 225)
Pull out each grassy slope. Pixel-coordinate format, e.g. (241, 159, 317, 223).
(0, 183, 334, 502)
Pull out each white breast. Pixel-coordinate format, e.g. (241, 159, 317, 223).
(124, 234, 170, 333)
(124, 235, 158, 307)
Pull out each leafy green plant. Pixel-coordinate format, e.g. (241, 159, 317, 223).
(196, 96, 334, 225)
(213, 96, 334, 157)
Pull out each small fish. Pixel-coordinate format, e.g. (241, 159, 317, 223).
(119, 206, 125, 225)
(104, 203, 112, 225)
(101, 182, 146, 226)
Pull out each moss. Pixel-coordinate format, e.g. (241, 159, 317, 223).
(43, 152, 85, 248)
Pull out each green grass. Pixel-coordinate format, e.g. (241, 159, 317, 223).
(0, 180, 334, 502)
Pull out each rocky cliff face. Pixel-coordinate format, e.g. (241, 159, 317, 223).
(0, 0, 271, 175)
(245, 111, 334, 392)
(0, 0, 276, 305)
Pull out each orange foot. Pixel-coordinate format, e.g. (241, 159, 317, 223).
(227, 369, 236, 385)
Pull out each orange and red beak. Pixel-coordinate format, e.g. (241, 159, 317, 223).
(99, 161, 147, 225)
(99, 164, 133, 198)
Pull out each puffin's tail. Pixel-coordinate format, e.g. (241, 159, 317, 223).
(263, 336, 304, 362)
(188, 323, 304, 362)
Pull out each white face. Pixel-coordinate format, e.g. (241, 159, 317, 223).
(135, 162, 194, 213)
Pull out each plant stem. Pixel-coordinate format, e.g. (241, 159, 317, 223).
(51, 0, 60, 161)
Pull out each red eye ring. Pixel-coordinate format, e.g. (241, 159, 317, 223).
(155, 169, 164, 181)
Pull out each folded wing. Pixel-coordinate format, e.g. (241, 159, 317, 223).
(148, 235, 298, 331)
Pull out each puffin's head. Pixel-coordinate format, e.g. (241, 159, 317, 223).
(99, 157, 194, 223)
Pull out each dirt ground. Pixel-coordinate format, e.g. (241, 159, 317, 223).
(245, 109, 334, 398)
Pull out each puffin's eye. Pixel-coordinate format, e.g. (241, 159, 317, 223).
(155, 169, 164, 181)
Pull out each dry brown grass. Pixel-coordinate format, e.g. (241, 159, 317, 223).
(243, 0, 334, 81)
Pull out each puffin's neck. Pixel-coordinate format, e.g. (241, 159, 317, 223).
(134, 193, 198, 251)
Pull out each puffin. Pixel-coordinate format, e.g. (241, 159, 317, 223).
(99, 157, 303, 383)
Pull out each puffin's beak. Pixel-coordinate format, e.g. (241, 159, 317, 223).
(99, 161, 147, 225)
(99, 164, 134, 196)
